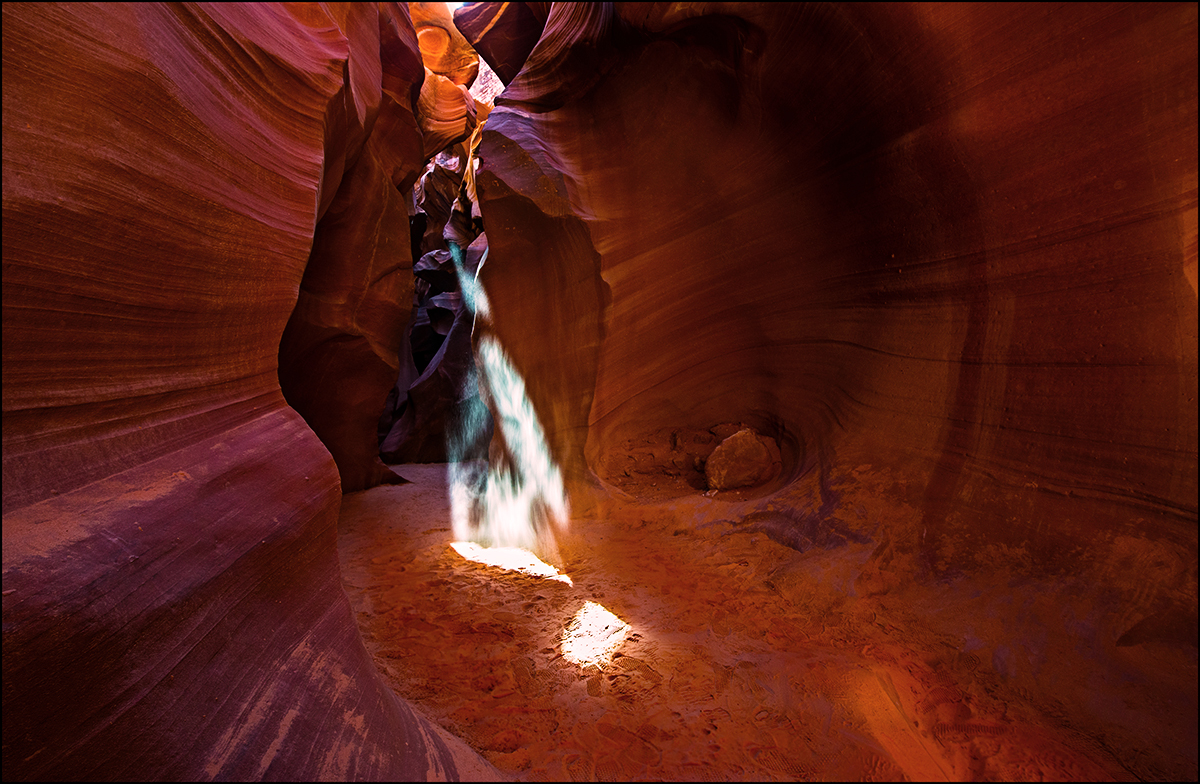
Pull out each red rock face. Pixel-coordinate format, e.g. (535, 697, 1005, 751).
(463, 2, 1197, 772)
(276, 5, 449, 494)
(454, 1, 548, 86)
(3, 3, 494, 780)
(4, 1, 1197, 780)
(469, 1, 1197, 581)
(410, 1, 480, 88)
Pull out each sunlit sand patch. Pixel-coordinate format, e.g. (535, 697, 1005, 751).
(561, 601, 632, 668)
(450, 541, 573, 585)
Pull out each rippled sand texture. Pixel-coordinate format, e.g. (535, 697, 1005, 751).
(338, 465, 1138, 781)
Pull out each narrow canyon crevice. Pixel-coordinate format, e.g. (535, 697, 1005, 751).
(3, 2, 1196, 781)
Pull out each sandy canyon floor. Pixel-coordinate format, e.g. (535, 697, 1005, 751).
(337, 463, 1180, 781)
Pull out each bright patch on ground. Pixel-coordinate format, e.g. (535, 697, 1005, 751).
(561, 601, 632, 668)
(450, 541, 572, 585)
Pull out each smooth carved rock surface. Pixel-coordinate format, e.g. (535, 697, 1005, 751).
(454, 1, 548, 86)
(410, 1, 480, 162)
(417, 67, 477, 161)
(4, 2, 1197, 780)
(277, 0, 492, 495)
(410, 1, 479, 87)
(3, 3, 496, 780)
(462, 2, 1197, 777)
(705, 428, 781, 491)
(468, 0, 1197, 580)
(278, 0, 485, 494)
(415, 153, 466, 254)
(276, 4, 423, 493)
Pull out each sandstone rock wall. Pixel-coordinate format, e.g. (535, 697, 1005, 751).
(3, 3, 494, 779)
(458, 10, 1198, 769)
(277, 2, 480, 493)
(4, 1, 1196, 778)
(463, 2, 1197, 607)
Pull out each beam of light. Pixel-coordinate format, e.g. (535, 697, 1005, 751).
(450, 541, 572, 584)
(561, 601, 631, 668)
(452, 244, 489, 320)
(445, 243, 569, 561)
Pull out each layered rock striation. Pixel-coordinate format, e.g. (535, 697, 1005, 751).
(464, 0, 1197, 598)
(460, 2, 1197, 775)
(3, 1, 1197, 780)
(3, 3, 494, 780)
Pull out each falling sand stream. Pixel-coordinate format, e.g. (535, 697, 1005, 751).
(337, 463, 1143, 781)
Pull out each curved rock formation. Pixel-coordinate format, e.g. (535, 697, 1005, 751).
(410, 1, 479, 87)
(276, 4, 424, 493)
(4, 0, 1196, 780)
(3, 3, 495, 780)
(464, 1, 1197, 776)
(454, 1, 548, 86)
(470, 0, 1197, 585)
(416, 68, 477, 161)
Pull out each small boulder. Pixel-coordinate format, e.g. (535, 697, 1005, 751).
(705, 428, 780, 491)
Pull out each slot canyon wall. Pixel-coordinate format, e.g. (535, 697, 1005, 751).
(3, 2, 495, 780)
(468, 0, 1198, 581)
(2, 2, 1197, 782)
(457, 0, 1198, 777)
(467, 0, 1198, 666)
